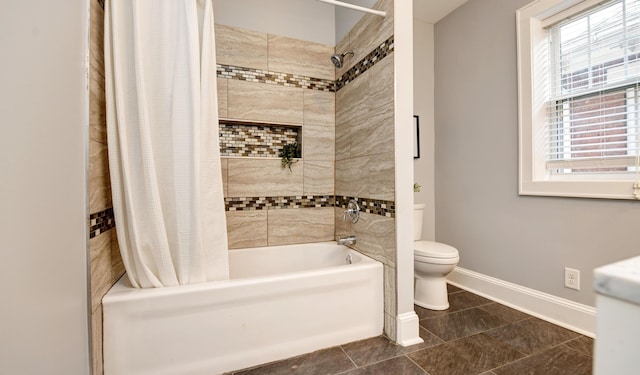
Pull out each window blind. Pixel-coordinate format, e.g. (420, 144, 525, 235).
(545, 0, 640, 174)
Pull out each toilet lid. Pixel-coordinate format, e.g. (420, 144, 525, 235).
(415, 241, 459, 258)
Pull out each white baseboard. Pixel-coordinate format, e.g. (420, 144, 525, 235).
(448, 267, 596, 338)
(395, 311, 423, 347)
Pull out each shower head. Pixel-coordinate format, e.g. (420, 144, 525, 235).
(330, 50, 354, 68)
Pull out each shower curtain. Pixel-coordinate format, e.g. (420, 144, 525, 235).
(105, 0, 229, 287)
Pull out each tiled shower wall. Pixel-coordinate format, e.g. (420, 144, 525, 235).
(333, 0, 397, 340)
(215, 24, 337, 248)
(88, 1, 124, 374)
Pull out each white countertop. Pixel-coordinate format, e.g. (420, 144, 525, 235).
(594, 256, 640, 305)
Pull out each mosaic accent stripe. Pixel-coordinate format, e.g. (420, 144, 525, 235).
(219, 120, 300, 157)
(226, 195, 334, 211)
(89, 207, 115, 238)
(226, 195, 394, 217)
(217, 64, 335, 92)
(335, 35, 395, 92)
(335, 195, 395, 218)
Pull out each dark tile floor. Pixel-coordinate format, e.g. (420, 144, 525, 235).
(227, 285, 594, 375)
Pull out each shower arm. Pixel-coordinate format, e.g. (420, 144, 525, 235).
(312, 0, 387, 17)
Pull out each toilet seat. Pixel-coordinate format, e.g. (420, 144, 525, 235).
(414, 241, 459, 259)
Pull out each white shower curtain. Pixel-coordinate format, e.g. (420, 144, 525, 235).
(104, 0, 229, 287)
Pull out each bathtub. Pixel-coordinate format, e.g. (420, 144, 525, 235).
(102, 242, 383, 375)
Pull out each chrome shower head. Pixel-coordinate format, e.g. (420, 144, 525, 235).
(330, 50, 354, 68)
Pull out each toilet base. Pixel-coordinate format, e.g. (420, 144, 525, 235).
(414, 276, 449, 311)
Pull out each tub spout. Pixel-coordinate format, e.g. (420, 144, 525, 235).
(338, 235, 357, 246)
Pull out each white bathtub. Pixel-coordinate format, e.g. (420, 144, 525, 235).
(102, 242, 383, 375)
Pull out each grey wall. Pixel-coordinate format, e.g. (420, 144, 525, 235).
(413, 19, 435, 241)
(0, 0, 90, 373)
(213, 0, 335, 45)
(434, 0, 640, 307)
(335, 0, 375, 44)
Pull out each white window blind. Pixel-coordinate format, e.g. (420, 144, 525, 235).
(545, 0, 640, 174)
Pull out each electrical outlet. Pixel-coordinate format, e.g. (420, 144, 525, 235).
(564, 267, 580, 290)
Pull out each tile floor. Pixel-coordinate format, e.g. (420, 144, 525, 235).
(227, 285, 594, 375)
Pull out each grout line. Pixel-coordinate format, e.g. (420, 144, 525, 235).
(338, 345, 358, 370)
(404, 354, 429, 374)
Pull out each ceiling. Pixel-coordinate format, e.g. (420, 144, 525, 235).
(413, 0, 468, 24)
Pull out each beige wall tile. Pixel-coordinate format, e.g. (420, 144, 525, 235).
(89, 0, 104, 78)
(89, 140, 112, 214)
(335, 119, 350, 161)
(303, 124, 334, 161)
(215, 24, 268, 70)
(334, 0, 393, 77)
(89, 228, 123, 324)
(217, 77, 228, 119)
(303, 160, 334, 195)
(384, 264, 397, 316)
(369, 151, 395, 201)
(349, 0, 394, 67)
(111, 229, 125, 278)
(227, 158, 303, 197)
(91, 304, 103, 375)
(336, 70, 369, 127)
(351, 212, 395, 267)
(228, 80, 303, 124)
(89, 0, 106, 145)
(384, 313, 397, 342)
(335, 156, 369, 198)
(220, 158, 228, 197)
(268, 34, 334, 80)
(350, 100, 394, 158)
(89, 66, 107, 144)
(226, 210, 268, 249)
(334, 34, 353, 78)
(335, 207, 351, 241)
(304, 90, 335, 127)
(335, 72, 368, 161)
(267, 207, 334, 246)
(367, 53, 394, 108)
(89, 231, 113, 310)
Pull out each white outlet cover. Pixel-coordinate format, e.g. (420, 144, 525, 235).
(565, 267, 581, 291)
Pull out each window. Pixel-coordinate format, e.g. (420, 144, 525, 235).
(517, 0, 640, 199)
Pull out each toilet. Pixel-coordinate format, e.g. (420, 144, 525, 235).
(413, 204, 460, 310)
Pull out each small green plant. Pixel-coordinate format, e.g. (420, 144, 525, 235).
(279, 142, 301, 171)
(413, 182, 421, 192)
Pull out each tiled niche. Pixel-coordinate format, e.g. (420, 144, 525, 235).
(219, 120, 301, 158)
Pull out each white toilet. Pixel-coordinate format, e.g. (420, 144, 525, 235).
(413, 204, 459, 310)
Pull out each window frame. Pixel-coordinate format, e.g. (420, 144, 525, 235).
(517, 0, 640, 200)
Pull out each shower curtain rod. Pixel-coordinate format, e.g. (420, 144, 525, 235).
(313, 0, 387, 17)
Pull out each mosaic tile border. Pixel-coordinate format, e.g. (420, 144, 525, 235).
(226, 195, 334, 211)
(217, 64, 335, 92)
(226, 195, 394, 218)
(335, 195, 395, 218)
(89, 207, 115, 238)
(217, 34, 394, 95)
(88, 196, 392, 237)
(219, 120, 300, 158)
(335, 35, 395, 92)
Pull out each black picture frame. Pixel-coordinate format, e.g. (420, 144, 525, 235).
(413, 115, 420, 159)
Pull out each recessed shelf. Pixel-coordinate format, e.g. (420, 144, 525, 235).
(218, 119, 301, 158)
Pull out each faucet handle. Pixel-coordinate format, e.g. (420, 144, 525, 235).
(343, 199, 360, 223)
